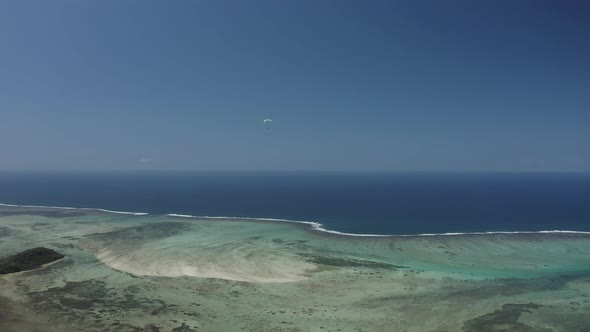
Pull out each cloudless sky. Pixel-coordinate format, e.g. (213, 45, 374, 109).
(1, 0, 589, 171)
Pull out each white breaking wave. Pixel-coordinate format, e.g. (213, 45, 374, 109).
(2, 202, 590, 237)
(0, 202, 148, 216)
(395, 230, 590, 237)
(166, 214, 195, 218)
(89, 208, 148, 216)
(164, 211, 590, 237)
(0, 203, 76, 210)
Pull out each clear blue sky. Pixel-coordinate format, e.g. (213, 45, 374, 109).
(1, 0, 588, 171)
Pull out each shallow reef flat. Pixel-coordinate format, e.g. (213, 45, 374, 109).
(1, 205, 590, 331)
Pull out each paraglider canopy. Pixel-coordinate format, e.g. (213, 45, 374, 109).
(263, 118, 273, 130)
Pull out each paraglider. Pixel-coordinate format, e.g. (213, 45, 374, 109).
(263, 118, 272, 130)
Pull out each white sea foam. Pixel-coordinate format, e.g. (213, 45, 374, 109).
(402, 230, 590, 237)
(0, 202, 148, 216)
(90, 208, 148, 216)
(0, 203, 76, 209)
(161, 211, 590, 237)
(2, 202, 590, 237)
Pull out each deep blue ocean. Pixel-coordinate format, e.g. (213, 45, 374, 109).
(0, 172, 588, 235)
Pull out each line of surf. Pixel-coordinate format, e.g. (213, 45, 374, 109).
(164, 213, 590, 237)
(0, 202, 148, 216)
(2, 202, 590, 237)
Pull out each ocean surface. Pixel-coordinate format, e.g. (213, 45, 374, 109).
(0, 171, 588, 235)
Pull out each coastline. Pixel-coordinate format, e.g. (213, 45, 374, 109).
(2, 202, 590, 238)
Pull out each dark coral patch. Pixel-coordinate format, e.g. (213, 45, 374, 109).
(0, 247, 64, 275)
(298, 253, 408, 270)
(462, 303, 552, 332)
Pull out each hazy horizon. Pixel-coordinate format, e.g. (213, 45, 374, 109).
(2, 168, 590, 174)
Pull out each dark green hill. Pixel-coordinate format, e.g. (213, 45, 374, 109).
(0, 247, 64, 275)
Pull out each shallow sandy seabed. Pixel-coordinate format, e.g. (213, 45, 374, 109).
(2, 205, 590, 332)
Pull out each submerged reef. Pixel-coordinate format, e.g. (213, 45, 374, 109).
(298, 253, 408, 270)
(2, 205, 590, 331)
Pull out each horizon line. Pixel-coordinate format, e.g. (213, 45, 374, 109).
(0, 169, 589, 174)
